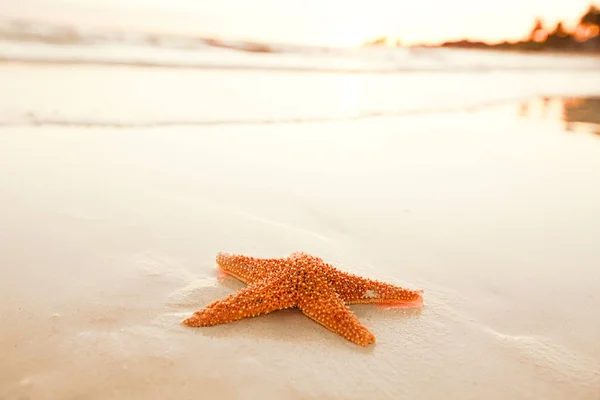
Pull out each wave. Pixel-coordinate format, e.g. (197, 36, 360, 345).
(3, 54, 600, 74)
(2, 19, 600, 74)
(0, 95, 567, 129)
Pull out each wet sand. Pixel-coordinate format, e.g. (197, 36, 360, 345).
(1, 67, 600, 399)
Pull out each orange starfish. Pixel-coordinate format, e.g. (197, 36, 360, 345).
(182, 252, 423, 346)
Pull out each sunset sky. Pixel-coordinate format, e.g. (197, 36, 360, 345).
(1, 0, 598, 45)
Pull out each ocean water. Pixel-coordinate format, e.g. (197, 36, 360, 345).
(2, 41, 600, 127)
(2, 19, 600, 128)
(2, 17, 600, 72)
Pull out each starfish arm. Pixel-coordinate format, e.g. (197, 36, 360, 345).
(182, 276, 296, 327)
(296, 276, 376, 347)
(216, 252, 287, 284)
(326, 266, 423, 306)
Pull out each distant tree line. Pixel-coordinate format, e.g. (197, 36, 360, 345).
(441, 5, 600, 53)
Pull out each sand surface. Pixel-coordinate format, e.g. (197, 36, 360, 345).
(1, 64, 600, 399)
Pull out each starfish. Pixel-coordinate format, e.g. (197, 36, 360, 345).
(182, 252, 423, 346)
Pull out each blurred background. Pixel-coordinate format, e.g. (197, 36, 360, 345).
(1, 0, 599, 48)
(1, 0, 599, 132)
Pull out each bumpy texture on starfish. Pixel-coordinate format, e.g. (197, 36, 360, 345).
(182, 252, 424, 346)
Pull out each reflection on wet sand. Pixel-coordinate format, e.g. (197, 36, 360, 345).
(518, 96, 600, 136)
(563, 97, 600, 135)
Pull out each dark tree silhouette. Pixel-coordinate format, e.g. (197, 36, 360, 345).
(545, 22, 573, 47)
(579, 5, 600, 27)
(551, 22, 569, 37)
(528, 18, 545, 41)
(576, 4, 600, 48)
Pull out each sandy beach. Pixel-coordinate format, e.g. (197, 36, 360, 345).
(1, 58, 600, 399)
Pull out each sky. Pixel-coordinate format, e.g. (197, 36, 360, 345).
(0, 0, 597, 45)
